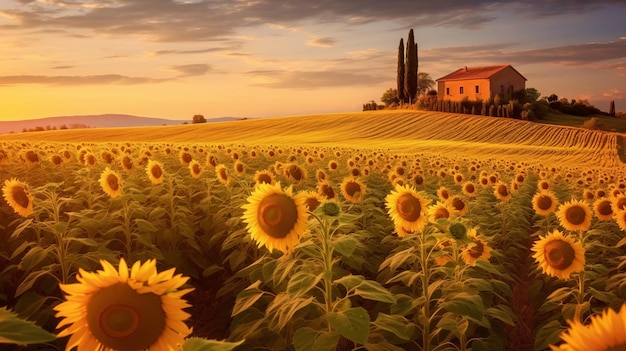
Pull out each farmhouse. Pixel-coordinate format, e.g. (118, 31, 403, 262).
(436, 65, 527, 102)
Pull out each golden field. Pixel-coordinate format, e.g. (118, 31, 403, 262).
(1, 110, 626, 351)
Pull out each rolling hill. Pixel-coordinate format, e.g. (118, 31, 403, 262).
(0, 110, 622, 168)
(0, 114, 240, 134)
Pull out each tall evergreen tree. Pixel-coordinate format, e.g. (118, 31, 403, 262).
(404, 29, 418, 104)
(397, 38, 405, 104)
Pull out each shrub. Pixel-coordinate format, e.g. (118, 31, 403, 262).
(582, 117, 603, 130)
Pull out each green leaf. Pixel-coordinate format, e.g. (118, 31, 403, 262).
(287, 271, 322, 297)
(534, 320, 565, 351)
(353, 280, 396, 304)
(331, 235, 359, 257)
(293, 327, 340, 351)
(326, 307, 370, 345)
(589, 288, 618, 303)
(231, 281, 265, 317)
(0, 307, 56, 345)
(10, 218, 33, 239)
(390, 294, 414, 316)
(334, 275, 364, 291)
(135, 218, 158, 232)
(18, 245, 55, 271)
(485, 305, 517, 326)
(181, 337, 244, 351)
(440, 292, 484, 321)
(372, 313, 413, 341)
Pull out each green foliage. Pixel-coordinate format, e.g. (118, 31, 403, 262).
(0, 307, 56, 345)
(381, 88, 400, 107)
(192, 114, 207, 124)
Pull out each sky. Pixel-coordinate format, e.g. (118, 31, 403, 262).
(0, 0, 625, 122)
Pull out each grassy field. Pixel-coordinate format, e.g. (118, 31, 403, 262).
(539, 111, 626, 133)
(2, 109, 626, 351)
(1, 110, 622, 168)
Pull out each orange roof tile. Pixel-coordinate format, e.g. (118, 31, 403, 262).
(436, 65, 526, 81)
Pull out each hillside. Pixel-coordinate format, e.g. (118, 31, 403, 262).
(0, 110, 622, 168)
(0, 114, 240, 134)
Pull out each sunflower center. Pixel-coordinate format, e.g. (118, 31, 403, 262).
(87, 283, 165, 351)
(26, 150, 38, 163)
(598, 200, 613, 216)
(288, 165, 303, 181)
(122, 157, 133, 170)
(465, 183, 475, 193)
(304, 196, 321, 211)
(11, 186, 30, 208)
(469, 241, 484, 259)
(606, 343, 626, 351)
(434, 207, 450, 220)
(236, 163, 244, 173)
(151, 165, 163, 179)
(396, 193, 422, 222)
(537, 195, 553, 210)
(219, 168, 228, 179)
(345, 181, 361, 197)
(452, 198, 465, 212)
(257, 173, 272, 184)
(106, 174, 119, 191)
(258, 193, 298, 239)
(497, 185, 509, 197)
(616, 198, 626, 211)
(544, 240, 575, 270)
(565, 206, 586, 225)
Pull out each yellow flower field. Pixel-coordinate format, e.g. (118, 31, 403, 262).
(1, 110, 626, 350)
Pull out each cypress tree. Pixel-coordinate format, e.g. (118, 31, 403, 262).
(397, 38, 406, 104)
(610, 100, 615, 117)
(404, 29, 418, 104)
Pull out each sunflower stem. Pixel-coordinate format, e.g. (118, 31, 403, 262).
(418, 231, 432, 351)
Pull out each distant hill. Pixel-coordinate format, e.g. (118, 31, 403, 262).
(0, 114, 241, 134)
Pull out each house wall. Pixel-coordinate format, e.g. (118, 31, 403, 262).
(438, 79, 491, 102)
(436, 67, 526, 102)
(488, 69, 526, 97)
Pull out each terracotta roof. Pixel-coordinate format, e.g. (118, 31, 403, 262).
(436, 65, 527, 81)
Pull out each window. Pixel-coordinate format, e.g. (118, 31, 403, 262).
(460, 86, 464, 94)
(475, 85, 480, 94)
(500, 85, 505, 94)
(446, 87, 450, 95)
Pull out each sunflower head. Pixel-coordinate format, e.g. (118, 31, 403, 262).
(317, 180, 336, 200)
(462, 182, 477, 197)
(531, 230, 585, 280)
(556, 199, 592, 232)
(460, 228, 492, 265)
(340, 177, 365, 203)
(146, 159, 165, 185)
(99, 167, 123, 198)
(428, 201, 457, 223)
(316, 200, 341, 217)
(494, 182, 511, 202)
(551, 304, 626, 351)
(385, 184, 431, 233)
(254, 169, 276, 185)
(242, 182, 308, 254)
(300, 190, 323, 211)
(54, 258, 193, 351)
(532, 190, 558, 216)
(2, 178, 34, 217)
(215, 164, 229, 185)
(448, 222, 468, 241)
(188, 160, 203, 179)
(593, 198, 614, 221)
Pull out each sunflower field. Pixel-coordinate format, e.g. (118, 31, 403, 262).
(1, 111, 626, 351)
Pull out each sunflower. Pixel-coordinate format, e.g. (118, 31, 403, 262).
(50, 154, 64, 166)
(300, 190, 324, 211)
(340, 177, 366, 203)
(2, 178, 34, 217)
(284, 163, 306, 183)
(460, 228, 492, 265)
(178, 150, 193, 165)
(428, 201, 457, 223)
(233, 160, 245, 176)
(188, 160, 203, 179)
(242, 182, 308, 254)
(447, 196, 468, 216)
(537, 179, 551, 191)
(550, 304, 626, 351)
(99, 167, 122, 198)
(385, 184, 431, 233)
(593, 198, 614, 221)
(611, 194, 626, 212)
(215, 164, 230, 185)
(556, 200, 592, 232)
(84, 152, 97, 167)
(437, 186, 451, 202)
(254, 169, 276, 185)
(531, 230, 585, 280)
(146, 160, 165, 185)
(54, 258, 193, 351)
(494, 182, 511, 202)
(532, 190, 559, 216)
(22, 150, 39, 165)
(317, 180, 336, 200)
(120, 155, 134, 173)
(462, 181, 477, 197)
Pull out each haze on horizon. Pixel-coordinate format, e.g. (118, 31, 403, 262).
(0, 0, 624, 122)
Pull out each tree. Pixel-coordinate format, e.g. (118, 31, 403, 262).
(404, 28, 418, 104)
(547, 94, 558, 102)
(192, 114, 206, 124)
(610, 100, 616, 117)
(525, 88, 540, 103)
(397, 38, 405, 104)
(417, 72, 435, 96)
(381, 88, 400, 106)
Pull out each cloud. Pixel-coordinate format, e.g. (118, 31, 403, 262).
(0, 74, 168, 86)
(51, 65, 73, 69)
(422, 39, 626, 67)
(247, 69, 386, 89)
(168, 63, 210, 76)
(1, 0, 623, 42)
(306, 36, 336, 48)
